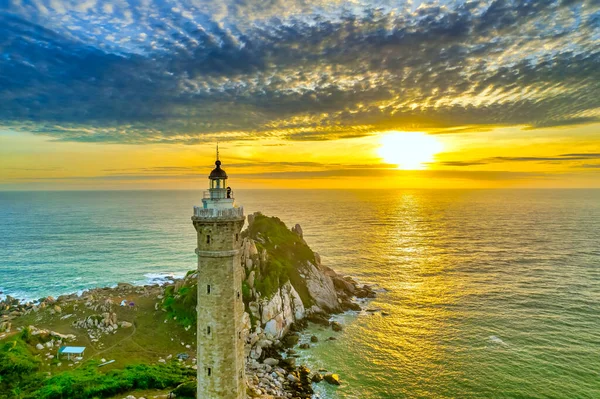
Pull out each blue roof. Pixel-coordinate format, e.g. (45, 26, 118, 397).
(59, 346, 86, 354)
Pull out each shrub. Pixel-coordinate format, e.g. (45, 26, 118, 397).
(29, 362, 195, 399)
(172, 380, 196, 398)
(0, 339, 43, 398)
(162, 282, 198, 328)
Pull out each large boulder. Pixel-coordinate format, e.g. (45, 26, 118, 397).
(246, 271, 256, 289)
(291, 224, 303, 238)
(258, 282, 305, 339)
(304, 263, 339, 312)
(324, 373, 341, 385)
(332, 276, 356, 295)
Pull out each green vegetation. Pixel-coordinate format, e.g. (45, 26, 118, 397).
(245, 214, 315, 305)
(162, 283, 198, 328)
(31, 362, 194, 399)
(0, 332, 41, 398)
(172, 380, 196, 398)
(0, 334, 194, 399)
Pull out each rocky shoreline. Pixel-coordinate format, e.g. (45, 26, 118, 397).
(1, 213, 378, 399)
(0, 274, 375, 399)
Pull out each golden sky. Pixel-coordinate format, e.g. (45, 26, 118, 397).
(2, 123, 599, 190)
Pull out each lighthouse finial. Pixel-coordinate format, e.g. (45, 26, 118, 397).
(216, 142, 219, 161)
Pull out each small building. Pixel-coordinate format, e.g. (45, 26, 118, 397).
(58, 346, 86, 361)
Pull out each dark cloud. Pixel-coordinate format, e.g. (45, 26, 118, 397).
(0, 0, 598, 143)
(560, 153, 600, 158)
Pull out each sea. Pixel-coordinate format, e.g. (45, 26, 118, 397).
(1, 189, 599, 398)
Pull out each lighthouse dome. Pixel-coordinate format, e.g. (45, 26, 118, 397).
(209, 160, 228, 179)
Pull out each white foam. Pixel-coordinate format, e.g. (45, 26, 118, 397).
(0, 289, 37, 303)
(140, 272, 187, 286)
(489, 335, 507, 345)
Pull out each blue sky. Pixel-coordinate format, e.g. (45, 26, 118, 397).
(0, 1, 598, 189)
(1, 0, 598, 143)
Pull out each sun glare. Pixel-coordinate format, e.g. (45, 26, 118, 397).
(378, 131, 443, 170)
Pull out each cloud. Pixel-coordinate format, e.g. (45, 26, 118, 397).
(0, 0, 598, 143)
(437, 152, 600, 166)
(101, 161, 400, 174)
(9, 169, 551, 182)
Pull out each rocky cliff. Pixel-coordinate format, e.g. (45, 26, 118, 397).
(161, 212, 375, 364)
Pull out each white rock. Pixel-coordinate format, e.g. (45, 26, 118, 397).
(304, 263, 339, 311)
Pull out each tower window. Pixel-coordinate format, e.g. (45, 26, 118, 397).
(238, 331, 242, 339)
(207, 326, 211, 335)
(237, 291, 240, 299)
(235, 233, 239, 242)
(207, 368, 212, 376)
(206, 235, 211, 244)
(207, 285, 211, 294)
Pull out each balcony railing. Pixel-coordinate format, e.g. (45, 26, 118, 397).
(193, 206, 244, 220)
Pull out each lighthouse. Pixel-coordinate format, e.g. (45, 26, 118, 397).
(192, 149, 246, 399)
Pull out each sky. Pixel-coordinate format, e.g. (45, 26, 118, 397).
(0, 0, 599, 190)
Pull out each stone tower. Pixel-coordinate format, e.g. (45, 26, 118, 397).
(192, 150, 246, 399)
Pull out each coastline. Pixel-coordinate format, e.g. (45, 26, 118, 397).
(1, 213, 381, 398)
(1, 269, 379, 399)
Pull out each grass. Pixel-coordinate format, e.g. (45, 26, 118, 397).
(2, 286, 198, 398)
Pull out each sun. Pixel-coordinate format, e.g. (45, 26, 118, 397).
(377, 131, 443, 170)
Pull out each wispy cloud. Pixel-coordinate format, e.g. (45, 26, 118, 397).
(9, 169, 552, 182)
(436, 153, 600, 167)
(0, 0, 598, 143)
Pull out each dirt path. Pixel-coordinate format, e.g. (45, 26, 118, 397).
(74, 322, 138, 369)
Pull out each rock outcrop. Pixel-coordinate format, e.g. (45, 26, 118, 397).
(302, 260, 339, 312)
(159, 212, 375, 368)
(259, 281, 305, 339)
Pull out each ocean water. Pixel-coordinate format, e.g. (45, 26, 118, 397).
(1, 189, 600, 398)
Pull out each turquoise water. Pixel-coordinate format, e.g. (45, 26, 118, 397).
(1, 189, 600, 398)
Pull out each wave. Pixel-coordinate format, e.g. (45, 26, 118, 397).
(489, 335, 508, 346)
(138, 272, 187, 286)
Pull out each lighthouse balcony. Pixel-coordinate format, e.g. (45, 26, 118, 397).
(193, 206, 244, 220)
(203, 188, 234, 200)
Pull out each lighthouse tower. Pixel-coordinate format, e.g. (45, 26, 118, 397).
(192, 149, 246, 399)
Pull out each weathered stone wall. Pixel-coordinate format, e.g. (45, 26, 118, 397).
(194, 216, 246, 399)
